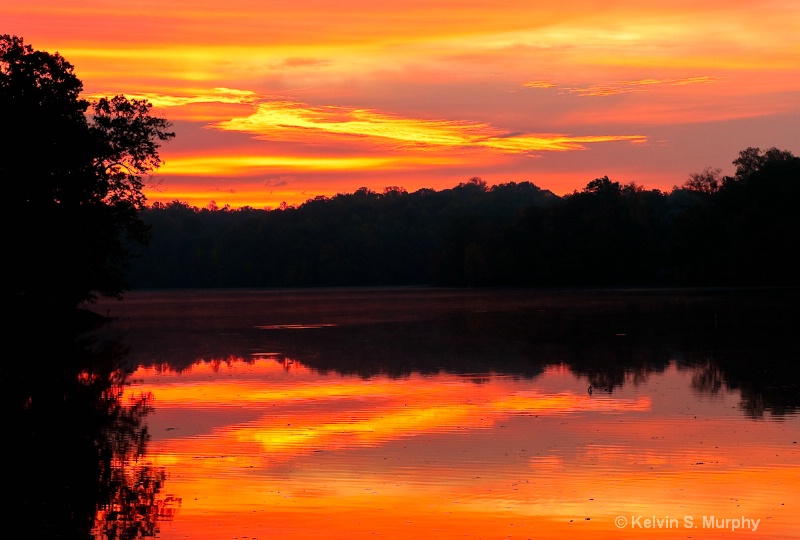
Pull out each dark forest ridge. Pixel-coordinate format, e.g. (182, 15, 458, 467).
(3, 35, 797, 310)
(127, 148, 799, 289)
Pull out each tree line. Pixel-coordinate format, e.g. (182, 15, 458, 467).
(127, 146, 799, 289)
(4, 34, 798, 311)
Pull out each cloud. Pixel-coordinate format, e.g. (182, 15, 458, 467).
(84, 87, 259, 107)
(568, 76, 722, 96)
(523, 76, 721, 97)
(264, 177, 293, 187)
(522, 81, 558, 89)
(160, 156, 374, 175)
(279, 57, 331, 68)
(213, 100, 646, 153)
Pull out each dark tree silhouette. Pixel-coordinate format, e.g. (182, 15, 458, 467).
(121, 147, 797, 290)
(717, 147, 800, 284)
(1, 35, 174, 312)
(683, 166, 723, 195)
(732, 146, 796, 181)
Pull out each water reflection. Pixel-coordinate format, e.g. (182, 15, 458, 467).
(101, 287, 799, 417)
(89, 287, 799, 539)
(124, 358, 798, 540)
(5, 311, 179, 539)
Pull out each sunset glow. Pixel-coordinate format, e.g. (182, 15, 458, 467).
(6, 1, 800, 208)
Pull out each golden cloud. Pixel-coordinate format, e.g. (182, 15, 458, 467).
(83, 87, 259, 108)
(214, 100, 646, 152)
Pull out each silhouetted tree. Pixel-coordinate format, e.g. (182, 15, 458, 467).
(550, 177, 660, 285)
(683, 166, 724, 195)
(732, 146, 796, 181)
(665, 147, 798, 285)
(2, 35, 174, 312)
(717, 147, 800, 284)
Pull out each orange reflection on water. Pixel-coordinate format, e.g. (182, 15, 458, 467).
(126, 361, 800, 540)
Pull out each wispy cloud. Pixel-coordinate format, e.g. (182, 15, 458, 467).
(279, 57, 331, 68)
(214, 100, 645, 153)
(521, 81, 558, 89)
(524, 76, 721, 96)
(84, 87, 258, 107)
(568, 76, 722, 96)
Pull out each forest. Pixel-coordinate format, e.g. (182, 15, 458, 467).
(5, 35, 797, 308)
(126, 147, 799, 289)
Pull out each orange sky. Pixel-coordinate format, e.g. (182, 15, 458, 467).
(6, 1, 800, 208)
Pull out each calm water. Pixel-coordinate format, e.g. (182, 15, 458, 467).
(14, 288, 800, 539)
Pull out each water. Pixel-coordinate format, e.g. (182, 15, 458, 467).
(11, 288, 800, 539)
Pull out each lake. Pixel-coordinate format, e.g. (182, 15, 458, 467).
(12, 287, 800, 539)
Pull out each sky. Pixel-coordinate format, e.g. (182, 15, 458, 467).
(6, 0, 800, 209)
